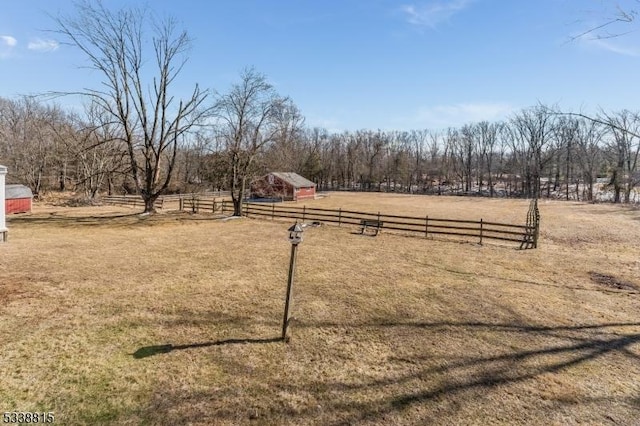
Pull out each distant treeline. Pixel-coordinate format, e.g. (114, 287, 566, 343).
(1, 96, 638, 204)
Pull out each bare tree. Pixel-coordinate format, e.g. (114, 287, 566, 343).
(508, 107, 558, 198)
(214, 68, 285, 216)
(575, 118, 606, 201)
(452, 125, 475, 193)
(601, 110, 640, 203)
(553, 116, 581, 200)
(570, 1, 639, 41)
(63, 104, 128, 198)
(0, 96, 64, 196)
(55, 1, 208, 213)
(263, 101, 306, 172)
(478, 121, 501, 197)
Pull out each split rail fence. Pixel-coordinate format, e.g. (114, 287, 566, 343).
(103, 192, 230, 210)
(103, 194, 540, 249)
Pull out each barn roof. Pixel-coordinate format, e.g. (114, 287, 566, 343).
(6, 184, 33, 199)
(270, 172, 316, 188)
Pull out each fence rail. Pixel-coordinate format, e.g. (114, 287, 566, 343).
(103, 194, 538, 248)
(102, 195, 163, 209)
(222, 200, 535, 248)
(103, 192, 230, 209)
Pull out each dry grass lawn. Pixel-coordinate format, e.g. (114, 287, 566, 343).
(1, 192, 639, 425)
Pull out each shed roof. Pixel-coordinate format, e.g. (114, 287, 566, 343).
(6, 184, 33, 199)
(270, 172, 316, 188)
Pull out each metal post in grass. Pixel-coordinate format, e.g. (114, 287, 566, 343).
(282, 223, 304, 342)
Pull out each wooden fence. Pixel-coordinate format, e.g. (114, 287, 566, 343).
(102, 195, 164, 209)
(177, 199, 537, 248)
(103, 194, 539, 248)
(103, 192, 230, 210)
(520, 199, 540, 249)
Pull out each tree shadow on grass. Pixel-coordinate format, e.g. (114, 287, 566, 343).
(7, 210, 226, 229)
(132, 336, 282, 359)
(313, 321, 640, 425)
(133, 320, 640, 425)
(9, 212, 144, 228)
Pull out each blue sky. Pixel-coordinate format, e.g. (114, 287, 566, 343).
(1, 0, 639, 131)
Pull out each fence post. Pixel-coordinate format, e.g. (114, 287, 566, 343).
(479, 218, 483, 245)
(533, 206, 539, 248)
(425, 215, 429, 238)
(179, 197, 183, 211)
(272, 203, 275, 220)
(338, 208, 342, 226)
(533, 198, 540, 249)
(212, 198, 216, 213)
(302, 206, 306, 222)
(244, 201, 248, 217)
(161, 198, 165, 210)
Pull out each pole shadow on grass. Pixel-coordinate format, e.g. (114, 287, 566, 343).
(132, 337, 282, 359)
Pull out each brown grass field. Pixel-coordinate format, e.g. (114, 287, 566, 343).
(1, 192, 640, 425)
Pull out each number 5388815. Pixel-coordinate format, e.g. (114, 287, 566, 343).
(3, 412, 54, 423)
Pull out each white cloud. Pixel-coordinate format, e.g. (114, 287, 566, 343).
(306, 116, 343, 134)
(1, 35, 17, 47)
(408, 102, 514, 129)
(401, 0, 472, 29)
(582, 37, 639, 57)
(0, 35, 17, 59)
(28, 38, 59, 52)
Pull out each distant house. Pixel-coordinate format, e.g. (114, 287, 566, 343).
(5, 184, 33, 214)
(250, 172, 316, 201)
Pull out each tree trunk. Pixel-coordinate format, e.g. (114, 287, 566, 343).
(144, 194, 159, 213)
(612, 169, 622, 203)
(232, 175, 246, 216)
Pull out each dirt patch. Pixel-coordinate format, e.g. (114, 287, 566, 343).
(589, 271, 638, 291)
(0, 280, 42, 304)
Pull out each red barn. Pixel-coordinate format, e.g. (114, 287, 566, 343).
(250, 172, 316, 201)
(5, 185, 33, 214)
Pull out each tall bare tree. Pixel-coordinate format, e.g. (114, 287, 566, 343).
(575, 118, 605, 201)
(55, 1, 208, 212)
(478, 121, 501, 196)
(214, 68, 285, 216)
